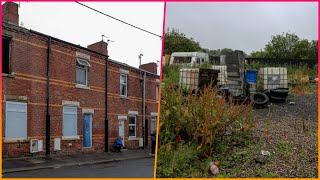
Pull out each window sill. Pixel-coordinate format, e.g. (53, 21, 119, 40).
(2, 72, 15, 78)
(62, 136, 80, 140)
(120, 95, 129, 99)
(3, 138, 28, 143)
(128, 137, 139, 141)
(76, 84, 90, 90)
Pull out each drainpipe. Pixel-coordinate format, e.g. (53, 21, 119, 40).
(143, 71, 146, 148)
(105, 55, 109, 152)
(45, 37, 51, 156)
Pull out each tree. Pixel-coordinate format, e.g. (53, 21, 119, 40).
(164, 28, 202, 55)
(250, 50, 266, 58)
(308, 40, 318, 59)
(264, 32, 300, 59)
(251, 32, 318, 59)
(220, 48, 233, 55)
(202, 48, 233, 56)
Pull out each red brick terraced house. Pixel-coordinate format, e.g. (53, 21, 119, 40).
(2, 2, 160, 157)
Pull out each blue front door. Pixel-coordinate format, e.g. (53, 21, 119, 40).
(83, 114, 91, 147)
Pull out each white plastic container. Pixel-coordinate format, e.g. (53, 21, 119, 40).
(212, 65, 227, 85)
(258, 67, 288, 90)
(179, 68, 219, 91)
(220, 55, 226, 65)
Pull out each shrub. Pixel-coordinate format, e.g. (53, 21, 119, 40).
(158, 83, 254, 157)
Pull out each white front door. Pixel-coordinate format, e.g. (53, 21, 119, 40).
(118, 120, 125, 146)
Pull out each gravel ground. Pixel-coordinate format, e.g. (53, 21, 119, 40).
(253, 94, 318, 122)
(249, 94, 318, 177)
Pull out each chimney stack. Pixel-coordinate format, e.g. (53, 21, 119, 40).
(2, 2, 19, 26)
(139, 62, 157, 74)
(87, 41, 108, 56)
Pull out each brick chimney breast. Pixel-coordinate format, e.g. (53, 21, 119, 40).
(87, 41, 108, 55)
(2, 2, 19, 26)
(139, 62, 157, 74)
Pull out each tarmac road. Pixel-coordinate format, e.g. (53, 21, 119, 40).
(3, 157, 154, 178)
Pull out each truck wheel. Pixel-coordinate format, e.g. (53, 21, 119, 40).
(269, 96, 286, 103)
(270, 88, 289, 98)
(250, 92, 269, 106)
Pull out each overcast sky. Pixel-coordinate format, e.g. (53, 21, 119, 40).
(17, 2, 164, 70)
(166, 2, 318, 54)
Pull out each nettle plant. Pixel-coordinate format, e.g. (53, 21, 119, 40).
(159, 83, 254, 156)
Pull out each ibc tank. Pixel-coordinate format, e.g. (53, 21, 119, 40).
(179, 68, 219, 91)
(212, 65, 227, 85)
(258, 67, 288, 90)
(180, 68, 199, 90)
(220, 55, 226, 65)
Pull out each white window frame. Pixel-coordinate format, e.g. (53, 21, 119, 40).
(62, 106, 78, 139)
(120, 73, 128, 97)
(128, 115, 136, 138)
(151, 115, 157, 134)
(76, 58, 90, 86)
(5, 101, 27, 140)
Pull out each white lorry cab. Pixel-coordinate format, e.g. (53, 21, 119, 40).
(170, 52, 209, 66)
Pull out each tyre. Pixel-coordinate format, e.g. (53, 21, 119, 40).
(250, 92, 269, 106)
(232, 95, 248, 105)
(269, 96, 286, 103)
(270, 88, 289, 98)
(262, 89, 270, 97)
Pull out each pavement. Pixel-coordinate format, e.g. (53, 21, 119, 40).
(3, 149, 154, 174)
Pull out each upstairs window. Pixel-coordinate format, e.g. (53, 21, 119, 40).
(120, 74, 127, 97)
(2, 37, 10, 74)
(76, 58, 91, 86)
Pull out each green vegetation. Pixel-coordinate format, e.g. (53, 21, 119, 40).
(156, 82, 254, 177)
(164, 28, 202, 55)
(164, 28, 234, 56)
(251, 32, 318, 59)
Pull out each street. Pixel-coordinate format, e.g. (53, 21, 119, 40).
(3, 158, 154, 178)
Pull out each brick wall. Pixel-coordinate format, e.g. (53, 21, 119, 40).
(2, 22, 159, 157)
(87, 40, 108, 55)
(2, 2, 19, 25)
(139, 62, 157, 74)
